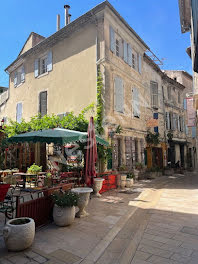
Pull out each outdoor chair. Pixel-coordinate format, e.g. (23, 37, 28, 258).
(0, 184, 16, 223)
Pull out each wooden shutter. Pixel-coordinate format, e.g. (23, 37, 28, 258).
(151, 82, 158, 108)
(178, 116, 181, 131)
(34, 59, 39, 77)
(138, 54, 142, 73)
(124, 41, 128, 63)
(127, 44, 132, 66)
(133, 88, 140, 117)
(119, 39, 123, 58)
(21, 65, 25, 82)
(16, 103, 22, 123)
(39, 91, 47, 117)
(166, 112, 170, 130)
(47, 51, 53, 72)
(114, 77, 124, 113)
(110, 26, 115, 53)
(14, 72, 18, 87)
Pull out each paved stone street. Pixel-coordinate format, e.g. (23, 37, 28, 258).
(0, 172, 198, 264)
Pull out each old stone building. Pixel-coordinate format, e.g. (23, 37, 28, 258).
(0, 1, 196, 170)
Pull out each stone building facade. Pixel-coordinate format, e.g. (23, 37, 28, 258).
(0, 1, 196, 170)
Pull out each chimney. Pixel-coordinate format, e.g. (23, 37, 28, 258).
(64, 5, 70, 26)
(57, 14, 60, 31)
(68, 14, 71, 24)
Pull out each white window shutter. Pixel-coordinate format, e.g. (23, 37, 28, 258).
(114, 77, 124, 113)
(110, 26, 115, 53)
(178, 116, 180, 131)
(16, 103, 22, 123)
(166, 112, 170, 130)
(14, 72, 17, 87)
(119, 39, 123, 58)
(128, 44, 132, 67)
(47, 51, 53, 72)
(124, 41, 128, 63)
(21, 65, 25, 82)
(138, 54, 142, 73)
(34, 59, 39, 77)
(133, 88, 140, 117)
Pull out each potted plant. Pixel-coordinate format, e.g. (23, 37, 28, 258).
(44, 172, 52, 188)
(3, 217, 35, 252)
(126, 173, 135, 188)
(52, 191, 79, 227)
(27, 163, 42, 175)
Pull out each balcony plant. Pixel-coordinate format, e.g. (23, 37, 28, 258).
(52, 191, 79, 226)
(27, 164, 42, 175)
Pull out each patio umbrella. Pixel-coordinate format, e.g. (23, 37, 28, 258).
(8, 128, 109, 146)
(85, 117, 97, 186)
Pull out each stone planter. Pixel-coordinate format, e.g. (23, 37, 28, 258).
(3, 217, 35, 252)
(120, 175, 127, 189)
(53, 205, 75, 227)
(71, 187, 93, 218)
(93, 178, 104, 197)
(126, 178, 134, 188)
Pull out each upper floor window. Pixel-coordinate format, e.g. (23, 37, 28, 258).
(35, 51, 53, 78)
(167, 86, 171, 100)
(132, 87, 140, 118)
(150, 81, 158, 108)
(16, 102, 22, 123)
(39, 91, 47, 117)
(114, 76, 124, 113)
(109, 26, 141, 73)
(14, 65, 25, 87)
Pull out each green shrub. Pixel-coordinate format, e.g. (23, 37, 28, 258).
(27, 163, 42, 174)
(52, 191, 79, 207)
(127, 173, 135, 179)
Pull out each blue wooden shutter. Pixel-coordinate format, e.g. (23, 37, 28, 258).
(128, 44, 132, 66)
(192, 126, 196, 138)
(47, 51, 53, 72)
(110, 26, 115, 53)
(34, 59, 39, 77)
(133, 88, 140, 117)
(21, 65, 25, 82)
(183, 98, 187, 110)
(14, 72, 17, 87)
(138, 54, 142, 73)
(16, 103, 22, 123)
(124, 41, 128, 63)
(114, 77, 124, 113)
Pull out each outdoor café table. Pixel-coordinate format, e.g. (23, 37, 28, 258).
(13, 173, 37, 189)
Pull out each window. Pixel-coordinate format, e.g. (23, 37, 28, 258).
(179, 116, 184, 132)
(16, 103, 22, 123)
(35, 51, 53, 78)
(40, 56, 47, 75)
(150, 81, 158, 108)
(14, 65, 25, 87)
(133, 87, 140, 118)
(166, 112, 170, 130)
(167, 86, 171, 100)
(114, 77, 124, 113)
(116, 39, 119, 57)
(110, 26, 115, 53)
(39, 91, 47, 117)
(138, 54, 142, 74)
(132, 51, 137, 70)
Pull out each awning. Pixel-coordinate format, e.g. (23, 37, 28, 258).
(8, 128, 109, 146)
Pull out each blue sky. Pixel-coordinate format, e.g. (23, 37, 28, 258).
(0, 0, 191, 87)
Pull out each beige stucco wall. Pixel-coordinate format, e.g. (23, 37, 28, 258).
(1, 24, 97, 121)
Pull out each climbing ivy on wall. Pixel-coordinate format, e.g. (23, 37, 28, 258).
(96, 69, 104, 135)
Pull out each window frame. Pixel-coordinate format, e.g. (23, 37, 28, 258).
(150, 81, 158, 108)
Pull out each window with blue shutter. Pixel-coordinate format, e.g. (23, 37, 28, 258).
(16, 103, 22, 123)
(114, 77, 124, 113)
(183, 98, 187, 110)
(124, 41, 128, 63)
(192, 126, 196, 138)
(34, 59, 39, 77)
(154, 127, 158, 133)
(47, 51, 53, 72)
(133, 88, 140, 118)
(127, 44, 132, 66)
(153, 113, 158, 119)
(110, 26, 115, 53)
(14, 72, 18, 87)
(138, 54, 142, 73)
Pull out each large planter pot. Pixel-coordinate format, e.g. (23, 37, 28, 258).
(71, 187, 93, 218)
(93, 178, 104, 197)
(53, 205, 75, 227)
(3, 217, 35, 252)
(126, 178, 134, 188)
